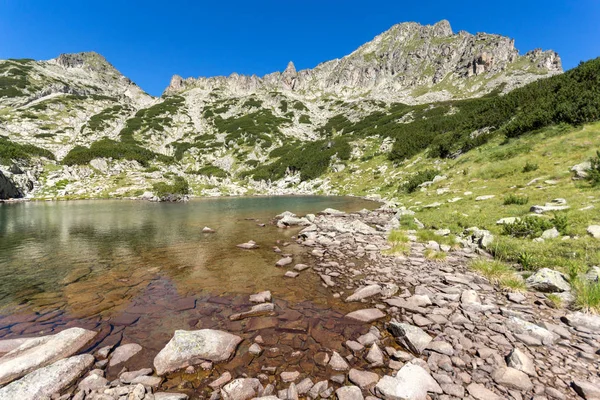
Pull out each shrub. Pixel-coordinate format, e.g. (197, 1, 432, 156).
(62, 138, 165, 167)
(502, 216, 553, 238)
(299, 114, 311, 124)
(587, 150, 600, 186)
(192, 165, 228, 178)
(401, 169, 438, 193)
(551, 213, 569, 235)
(522, 161, 539, 173)
(503, 194, 529, 205)
(518, 251, 537, 271)
(0, 136, 55, 164)
(152, 176, 189, 198)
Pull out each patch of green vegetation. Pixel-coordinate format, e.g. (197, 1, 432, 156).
(190, 165, 228, 178)
(401, 169, 438, 193)
(587, 150, 600, 186)
(573, 279, 600, 313)
(34, 133, 56, 139)
(416, 230, 457, 247)
(279, 100, 288, 113)
(62, 138, 169, 167)
(522, 161, 539, 172)
(152, 176, 189, 198)
(503, 194, 529, 205)
(213, 109, 290, 149)
(120, 96, 185, 140)
(242, 137, 351, 181)
(0, 136, 55, 164)
(502, 216, 553, 238)
(293, 101, 308, 111)
(81, 105, 127, 134)
(243, 98, 263, 108)
(470, 259, 525, 291)
(299, 114, 311, 124)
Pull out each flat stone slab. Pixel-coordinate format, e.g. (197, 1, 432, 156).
(345, 309, 385, 323)
(345, 284, 381, 302)
(109, 343, 143, 367)
(0, 354, 93, 400)
(375, 364, 442, 400)
(0, 327, 96, 385)
(388, 322, 432, 354)
(154, 329, 242, 375)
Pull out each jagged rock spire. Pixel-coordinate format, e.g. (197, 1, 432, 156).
(281, 61, 298, 90)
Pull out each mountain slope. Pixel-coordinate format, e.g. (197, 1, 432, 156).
(0, 19, 576, 201)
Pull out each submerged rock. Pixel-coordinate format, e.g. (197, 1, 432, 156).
(345, 309, 385, 323)
(221, 378, 262, 400)
(0, 327, 96, 385)
(154, 329, 242, 375)
(108, 343, 142, 367)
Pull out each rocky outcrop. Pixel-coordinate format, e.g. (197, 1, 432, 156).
(0, 171, 21, 200)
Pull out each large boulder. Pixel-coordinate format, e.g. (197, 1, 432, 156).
(526, 268, 570, 292)
(0, 354, 93, 400)
(154, 329, 242, 375)
(375, 364, 442, 400)
(0, 327, 96, 385)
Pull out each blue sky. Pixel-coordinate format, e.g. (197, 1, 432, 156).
(1, 1, 598, 96)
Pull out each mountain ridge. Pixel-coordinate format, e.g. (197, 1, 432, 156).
(163, 20, 561, 103)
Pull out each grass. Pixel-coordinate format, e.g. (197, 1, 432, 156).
(388, 230, 409, 244)
(573, 279, 600, 313)
(546, 294, 564, 309)
(469, 259, 526, 291)
(424, 248, 447, 260)
(416, 230, 457, 247)
(503, 194, 529, 205)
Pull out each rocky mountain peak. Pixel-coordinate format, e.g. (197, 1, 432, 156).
(281, 61, 298, 90)
(54, 52, 117, 74)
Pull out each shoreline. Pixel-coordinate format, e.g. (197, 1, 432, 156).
(0, 206, 598, 400)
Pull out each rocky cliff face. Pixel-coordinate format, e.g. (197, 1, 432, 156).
(164, 20, 561, 103)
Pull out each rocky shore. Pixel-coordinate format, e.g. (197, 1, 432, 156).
(0, 206, 599, 400)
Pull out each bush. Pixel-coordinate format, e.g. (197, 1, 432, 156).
(401, 169, 438, 193)
(551, 213, 569, 235)
(502, 216, 553, 238)
(192, 165, 228, 178)
(503, 194, 529, 205)
(587, 150, 600, 186)
(522, 161, 539, 173)
(62, 138, 166, 167)
(152, 176, 189, 198)
(0, 136, 55, 164)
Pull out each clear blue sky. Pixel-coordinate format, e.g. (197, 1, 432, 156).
(1, 1, 598, 97)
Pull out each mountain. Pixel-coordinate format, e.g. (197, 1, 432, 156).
(0, 20, 579, 201)
(164, 20, 561, 103)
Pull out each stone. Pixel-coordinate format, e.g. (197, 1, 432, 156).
(249, 291, 272, 303)
(571, 380, 600, 400)
(506, 317, 557, 344)
(345, 284, 381, 302)
(0, 327, 96, 385)
(296, 378, 314, 395)
(375, 364, 442, 400)
(285, 271, 299, 278)
(132, 374, 162, 387)
(294, 264, 310, 271)
(492, 367, 533, 391)
(229, 303, 275, 320)
(466, 383, 503, 400)
(249, 343, 263, 355)
(336, 385, 364, 400)
(388, 322, 432, 354)
(542, 227, 560, 239)
(120, 368, 153, 383)
(507, 348, 536, 376)
(349, 368, 379, 389)
(0, 354, 93, 400)
(329, 351, 349, 371)
(109, 343, 142, 367)
(365, 343, 384, 365)
(345, 309, 385, 322)
(460, 290, 480, 304)
(155, 394, 189, 400)
(426, 341, 454, 356)
(281, 371, 300, 382)
(563, 312, 600, 331)
(209, 371, 233, 389)
(221, 378, 262, 400)
(307, 380, 328, 398)
(202, 227, 216, 233)
(526, 268, 571, 292)
(78, 373, 108, 391)
(237, 241, 259, 249)
(288, 383, 299, 400)
(587, 225, 600, 239)
(154, 329, 242, 375)
(276, 257, 293, 267)
(476, 195, 495, 201)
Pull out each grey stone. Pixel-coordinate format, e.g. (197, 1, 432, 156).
(336, 385, 364, 400)
(221, 378, 262, 400)
(375, 364, 442, 400)
(526, 268, 570, 292)
(492, 367, 533, 391)
(388, 322, 432, 354)
(154, 329, 242, 375)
